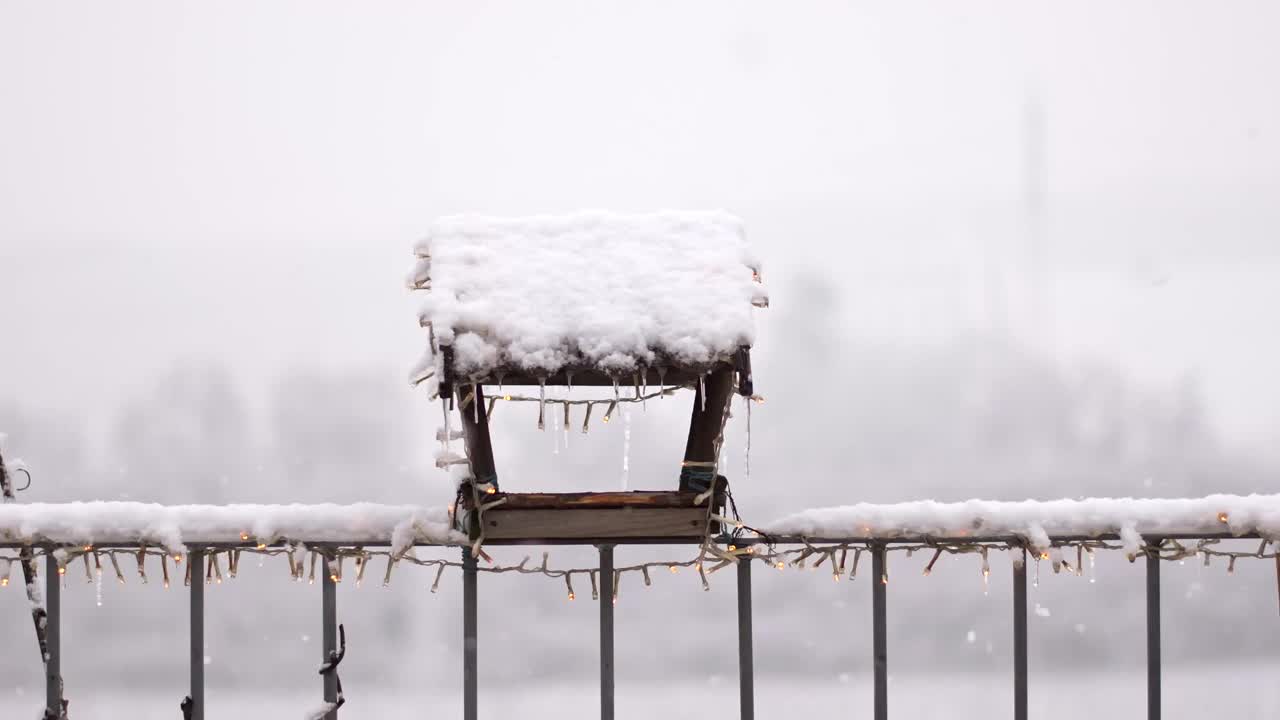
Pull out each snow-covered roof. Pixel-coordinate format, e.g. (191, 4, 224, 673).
(764, 494, 1280, 553)
(409, 210, 767, 381)
(0, 502, 462, 553)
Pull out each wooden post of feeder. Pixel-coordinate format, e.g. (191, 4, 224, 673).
(456, 383, 498, 488)
(680, 364, 735, 494)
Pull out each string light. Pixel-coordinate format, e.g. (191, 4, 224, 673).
(981, 547, 990, 595)
(7, 532, 1272, 607)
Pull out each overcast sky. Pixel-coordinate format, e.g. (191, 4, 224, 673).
(4, 5, 1280, 717)
(3, 1, 1279, 455)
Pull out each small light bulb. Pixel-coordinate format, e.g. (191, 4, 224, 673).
(503, 395, 511, 401)
(775, 561, 785, 570)
(486, 487, 496, 495)
(1217, 512, 1229, 523)
(668, 565, 678, 574)
(567, 591, 575, 601)
(240, 532, 249, 541)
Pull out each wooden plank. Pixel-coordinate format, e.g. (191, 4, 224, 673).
(482, 491, 707, 510)
(482, 508, 707, 540)
(448, 362, 733, 389)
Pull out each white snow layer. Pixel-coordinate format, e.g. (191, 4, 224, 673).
(411, 210, 767, 378)
(764, 494, 1280, 547)
(0, 503, 463, 553)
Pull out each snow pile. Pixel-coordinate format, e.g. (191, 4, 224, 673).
(765, 494, 1280, 548)
(410, 210, 767, 379)
(0, 503, 463, 554)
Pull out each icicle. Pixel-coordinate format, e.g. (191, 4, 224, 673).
(1033, 556, 1041, 588)
(496, 373, 505, 398)
(94, 562, 103, 607)
(551, 396, 560, 455)
(698, 373, 707, 412)
(582, 402, 593, 434)
(538, 379, 546, 430)
(656, 366, 667, 396)
(565, 370, 573, 395)
(743, 395, 752, 485)
(612, 376, 620, 401)
(640, 367, 648, 409)
(441, 398, 452, 457)
(563, 402, 571, 448)
(632, 372, 641, 400)
(622, 409, 632, 491)
(1088, 547, 1096, 584)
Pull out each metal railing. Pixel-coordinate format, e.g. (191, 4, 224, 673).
(13, 530, 1263, 720)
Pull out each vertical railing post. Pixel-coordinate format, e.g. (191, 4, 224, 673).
(322, 554, 338, 719)
(1013, 547, 1028, 720)
(599, 545, 615, 720)
(871, 543, 887, 720)
(45, 551, 62, 718)
(463, 548, 478, 720)
(189, 549, 205, 720)
(1146, 542, 1161, 720)
(736, 556, 755, 720)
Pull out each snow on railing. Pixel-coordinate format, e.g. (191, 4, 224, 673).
(0, 502, 463, 554)
(764, 493, 1280, 553)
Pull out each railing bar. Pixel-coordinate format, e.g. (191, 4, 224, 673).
(322, 555, 338, 719)
(1146, 544, 1161, 720)
(737, 557, 755, 720)
(189, 550, 204, 720)
(463, 548, 478, 720)
(599, 545, 615, 720)
(871, 544, 887, 720)
(45, 552, 62, 718)
(1, 531, 1266, 552)
(1013, 548, 1028, 720)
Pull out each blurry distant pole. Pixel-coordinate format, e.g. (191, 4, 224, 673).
(736, 556, 755, 720)
(189, 550, 205, 720)
(871, 544, 887, 720)
(463, 548, 477, 720)
(322, 555, 338, 719)
(1021, 90, 1052, 347)
(599, 545, 615, 720)
(1013, 548, 1028, 720)
(1146, 544, 1161, 720)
